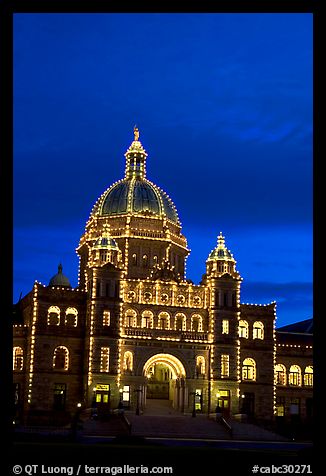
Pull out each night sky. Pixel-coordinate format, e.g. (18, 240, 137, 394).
(13, 13, 313, 328)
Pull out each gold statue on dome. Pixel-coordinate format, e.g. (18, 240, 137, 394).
(134, 125, 140, 141)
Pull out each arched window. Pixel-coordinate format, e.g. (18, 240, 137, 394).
(175, 313, 186, 331)
(304, 366, 313, 387)
(158, 312, 170, 330)
(289, 365, 301, 386)
(196, 356, 205, 376)
(191, 314, 203, 332)
(65, 307, 78, 327)
(275, 364, 287, 385)
(47, 306, 60, 326)
(123, 351, 133, 372)
(132, 253, 137, 266)
(141, 310, 154, 328)
(142, 254, 148, 268)
(242, 358, 256, 381)
(53, 346, 69, 371)
(13, 346, 23, 371)
(253, 321, 264, 340)
(238, 320, 249, 338)
(125, 309, 137, 327)
(153, 255, 158, 266)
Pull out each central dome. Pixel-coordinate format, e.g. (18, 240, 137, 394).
(98, 178, 179, 223)
(90, 127, 180, 224)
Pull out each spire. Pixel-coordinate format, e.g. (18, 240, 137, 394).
(217, 231, 225, 249)
(124, 126, 148, 179)
(134, 125, 140, 141)
(207, 231, 235, 263)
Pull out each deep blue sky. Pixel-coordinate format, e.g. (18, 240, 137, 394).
(13, 13, 313, 328)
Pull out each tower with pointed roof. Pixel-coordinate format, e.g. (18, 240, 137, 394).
(203, 232, 243, 414)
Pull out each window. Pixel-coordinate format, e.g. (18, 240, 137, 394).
(13, 347, 23, 371)
(242, 358, 256, 381)
(13, 383, 20, 407)
(53, 346, 69, 371)
(289, 398, 300, 416)
(100, 250, 108, 262)
(123, 351, 133, 371)
(191, 314, 203, 332)
(96, 281, 101, 297)
(122, 385, 130, 405)
(158, 312, 170, 330)
(65, 307, 78, 327)
(153, 255, 158, 266)
(195, 389, 203, 411)
(275, 364, 287, 385)
(132, 253, 137, 266)
(222, 319, 229, 334)
(141, 310, 153, 328)
(53, 383, 66, 411)
(103, 310, 111, 326)
(275, 396, 285, 417)
(231, 292, 236, 307)
(223, 292, 228, 307)
(196, 356, 205, 376)
(100, 347, 110, 373)
(238, 320, 249, 338)
(47, 306, 60, 326)
(304, 366, 313, 387)
(125, 309, 137, 327)
(142, 254, 148, 268)
(289, 365, 301, 386)
(253, 321, 264, 339)
(221, 354, 229, 378)
(175, 313, 186, 331)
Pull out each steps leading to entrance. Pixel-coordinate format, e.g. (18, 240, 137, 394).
(126, 413, 232, 439)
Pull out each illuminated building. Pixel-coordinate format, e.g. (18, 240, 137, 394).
(13, 128, 313, 426)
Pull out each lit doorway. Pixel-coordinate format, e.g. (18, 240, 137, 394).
(143, 353, 187, 411)
(146, 362, 172, 399)
(93, 383, 111, 418)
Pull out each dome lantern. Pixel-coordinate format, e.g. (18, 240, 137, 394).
(90, 225, 122, 268)
(124, 126, 148, 180)
(206, 232, 240, 278)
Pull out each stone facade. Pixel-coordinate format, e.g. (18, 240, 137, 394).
(13, 128, 313, 426)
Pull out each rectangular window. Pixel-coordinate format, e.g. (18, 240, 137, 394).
(221, 354, 229, 377)
(289, 398, 300, 416)
(96, 281, 101, 297)
(222, 320, 229, 334)
(103, 311, 111, 326)
(100, 347, 110, 373)
(13, 383, 20, 407)
(195, 389, 202, 411)
(53, 383, 66, 411)
(122, 385, 130, 405)
(276, 397, 285, 417)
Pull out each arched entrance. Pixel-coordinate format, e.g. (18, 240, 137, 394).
(142, 353, 187, 411)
